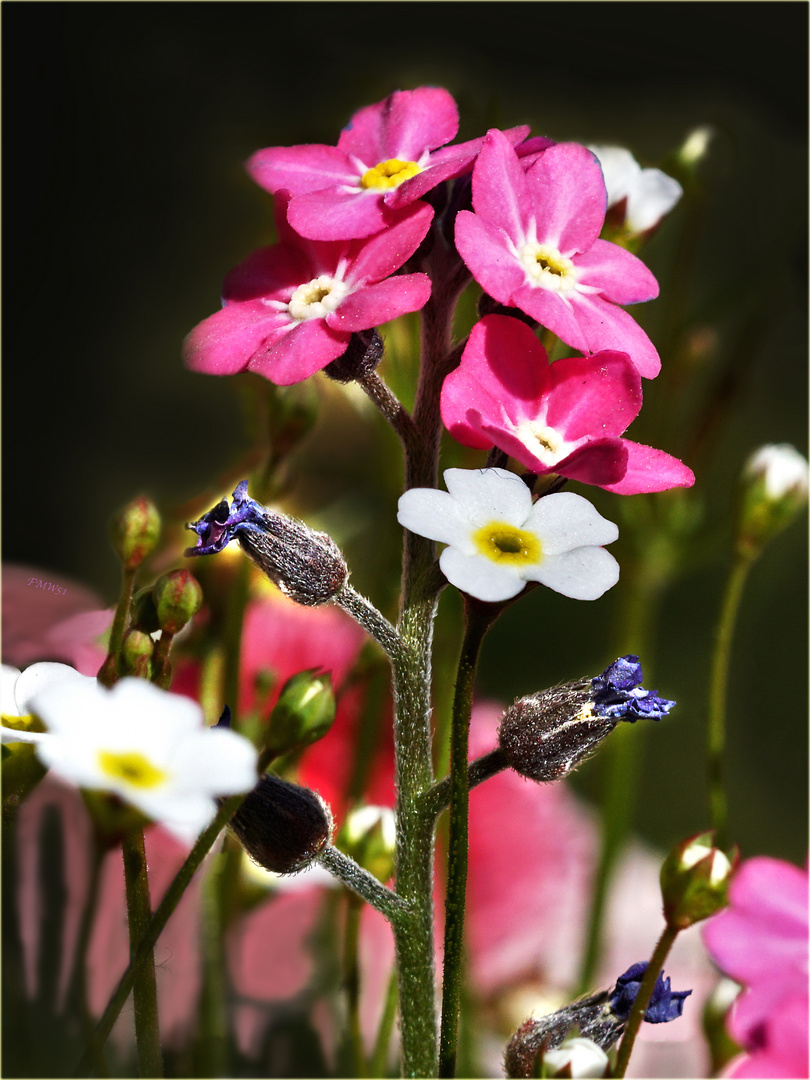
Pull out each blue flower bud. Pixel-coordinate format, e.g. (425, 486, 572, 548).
(608, 962, 692, 1023)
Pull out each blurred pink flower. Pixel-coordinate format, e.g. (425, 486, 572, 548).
(182, 192, 432, 385)
(702, 856, 809, 1079)
(441, 314, 694, 495)
(246, 87, 529, 241)
(2, 564, 112, 676)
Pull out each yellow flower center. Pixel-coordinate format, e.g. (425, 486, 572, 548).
(287, 275, 350, 321)
(360, 159, 422, 190)
(519, 242, 578, 293)
(472, 521, 542, 565)
(98, 750, 167, 789)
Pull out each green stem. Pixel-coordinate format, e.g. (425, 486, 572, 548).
(98, 567, 136, 685)
(438, 608, 493, 1078)
(74, 846, 110, 1078)
(334, 583, 406, 662)
(121, 829, 163, 1077)
(343, 894, 366, 1078)
(150, 631, 175, 689)
(72, 793, 248, 1078)
(370, 969, 399, 1077)
(422, 748, 508, 822)
(613, 924, 680, 1078)
(707, 550, 755, 850)
(317, 845, 410, 924)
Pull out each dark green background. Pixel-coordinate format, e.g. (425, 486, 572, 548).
(3, 2, 807, 861)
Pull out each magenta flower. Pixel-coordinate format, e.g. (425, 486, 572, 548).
(454, 129, 662, 378)
(441, 315, 694, 495)
(246, 87, 529, 240)
(182, 192, 432, 385)
(702, 856, 809, 1079)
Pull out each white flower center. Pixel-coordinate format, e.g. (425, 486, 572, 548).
(513, 420, 575, 468)
(518, 242, 579, 293)
(287, 275, 350, 322)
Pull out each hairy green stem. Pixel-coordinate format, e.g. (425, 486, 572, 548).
(334, 583, 406, 662)
(121, 829, 163, 1077)
(613, 924, 680, 1078)
(707, 550, 754, 850)
(317, 845, 410, 924)
(356, 368, 416, 444)
(98, 567, 136, 686)
(422, 748, 508, 821)
(343, 894, 366, 1078)
(438, 609, 493, 1078)
(370, 969, 399, 1077)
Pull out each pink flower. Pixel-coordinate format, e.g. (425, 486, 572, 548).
(246, 87, 529, 241)
(702, 856, 809, 1078)
(454, 129, 662, 378)
(441, 314, 694, 495)
(182, 192, 432, 386)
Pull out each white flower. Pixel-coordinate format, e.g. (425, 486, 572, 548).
(1, 662, 91, 742)
(397, 468, 619, 603)
(589, 145, 683, 234)
(744, 443, 809, 502)
(7, 668, 258, 845)
(543, 1036, 609, 1078)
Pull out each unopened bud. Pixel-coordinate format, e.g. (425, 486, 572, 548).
(543, 1036, 609, 1078)
(324, 328, 384, 384)
(338, 805, 396, 882)
(498, 656, 674, 782)
(152, 569, 203, 634)
(120, 629, 154, 678)
(110, 496, 161, 570)
(678, 125, 714, 168)
(737, 444, 808, 556)
(660, 831, 735, 929)
(228, 773, 332, 874)
(267, 670, 336, 755)
(185, 481, 348, 606)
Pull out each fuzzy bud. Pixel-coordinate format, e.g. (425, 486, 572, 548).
(660, 831, 736, 929)
(498, 656, 674, 782)
(185, 481, 348, 606)
(152, 569, 203, 634)
(228, 773, 332, 874)
(337, 805, 396, 883)
(323, 328, 384, 384)
(120, 629, 154, 679)
(266, 670, 336, 755)
(737, 444, 809, 556)
(504, 993, 619, 1079)
(543, 1037, 610, 1078)
(110, 496, 161, 570)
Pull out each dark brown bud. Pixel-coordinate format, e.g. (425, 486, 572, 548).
(228, 773, 332, 874)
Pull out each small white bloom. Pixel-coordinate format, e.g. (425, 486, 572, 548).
(397, 468, 619, 603)
(544, 1036, 609, 1078)
(23, 675, 258, 844)
(1, 662, 91, 742)
(589, 145, 683, 234)
(744, 443, 809, 502)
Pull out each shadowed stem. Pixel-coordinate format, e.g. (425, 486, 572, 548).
(438, 606, 494, 1078)
(121, 828, 163, 1077)
(356, 368, 416, 444)
(613, 924, 680, 1078)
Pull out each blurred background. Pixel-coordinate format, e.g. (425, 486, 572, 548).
(3, 2, 807, 865)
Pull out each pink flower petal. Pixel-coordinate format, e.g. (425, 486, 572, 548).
(328, 274, 431, 331)
(246, 318, 348, 385)
(471, 129, 532, 244)
(246, 143, 356, 196)
(599, 442, 695, 495)
(222, 243, 312, 303)
(288, 188, 400, 241)
(525, 143, 607, 255)
(546, 351, 642, 439)
(183, 302, 290, 376)
(344, 202, 434, 284)
(455, 211, 526, 302)
(338, 87, 458, 164)
(561, 292, 662, 379)
(574, 238, 660, 304)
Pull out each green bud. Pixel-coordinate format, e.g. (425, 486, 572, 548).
(152, 569, 203, 634)
(120, 629, 154, 678)
(737, 444, 809, 556)
(266, 670, 336, 755)
(660, 831, 736, 929)
(129, 588, 161, 634)
(337, 805, 396, 883)
(110, 496, 161, 570)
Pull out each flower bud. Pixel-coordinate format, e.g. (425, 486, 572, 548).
(120, 629, 154, 678)
(543, 1036, 609, 1079)
(337, 805, 396, 883)
(266, 670, 336, 755)
(323, 328, 384, 384)
(129, 587, 161, 634)
(498, 656, 674, 782)
(228, 773, 332, 874)
(110, 496, 161, 570)
(737, 444, 809, 556)
(185, 482, 348, 606)
(660, 831, 735, 929)
(152, 569, 203, 634)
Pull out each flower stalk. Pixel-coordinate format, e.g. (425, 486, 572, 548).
(612, 924, 680, 1078)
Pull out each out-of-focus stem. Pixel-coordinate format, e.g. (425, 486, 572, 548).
(98, 567, 136, 686)
(356, 368, 416, 444)
(613, 924, 679, 1078)
(121, 829, 163, 1077)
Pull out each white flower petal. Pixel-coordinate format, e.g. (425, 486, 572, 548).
(443, 467, 534, 527)
(15, 663, 95, 716)
(397, 488, 476, 547)
(1, 665, 23, 716)
(0, 725, 47, 745)
(588, 145, 639, 204)
(107, 678, 205, 736)
(172, 728, 258, 795)
(544, 1036, 609, 1079)
(133, 790, 218, 846)
(527, 546, 620, 600)
(624, 168, 683, 233)
(439, 547, 527, 603)
(528, 492, 618, 554)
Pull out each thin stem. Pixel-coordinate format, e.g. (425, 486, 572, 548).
(317, 845, 410, 924)
(150, 631, 175, 689)
(342, 894, 366, 1078)
(422, 747, 508, 821)
(612, 924, 680, 1078)
(74, 846, 111, 1078)
(333, 583, 407, 663)
(97, 567, 136, 685)
(370, 968, 399, 1077)
(438, 608, 493, 1078)
(707, 550, 754, 850)
(121, 829, 163, 1077)
(72, 793, 248, 1078)
(356, 368, 416, 444)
